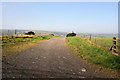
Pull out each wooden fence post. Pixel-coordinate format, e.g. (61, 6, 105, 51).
(95, 37, 96, 44)
(100, 38, 102, 47)
(118, 38, 120, 53)
(8, 30, 9, 35)
(89, 34, 91, 40)
(15, 29, 16, 35)
(113, 37, 116, 53)
(84, 34, 85, 38)
(109, 37, 120, 57)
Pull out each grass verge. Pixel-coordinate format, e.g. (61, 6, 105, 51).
(66, 37, 120, 70)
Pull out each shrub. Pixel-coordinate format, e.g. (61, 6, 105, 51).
(66, 32, 76, 37)
(49, 34, 54, 36)
(25, 31, 35, 35)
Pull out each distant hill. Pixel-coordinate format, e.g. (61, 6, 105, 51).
(1, 29, 117, 38)
(77, 33, 118, 38)
(1, 29, 68, 37)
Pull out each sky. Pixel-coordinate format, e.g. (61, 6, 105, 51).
(2, 2, 118, 34)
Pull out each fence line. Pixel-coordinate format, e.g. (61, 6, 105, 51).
(78, 34, 120, 57)
(109, 37, 120, 57)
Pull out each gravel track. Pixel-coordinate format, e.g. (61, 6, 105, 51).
(2, 37, 118, 78)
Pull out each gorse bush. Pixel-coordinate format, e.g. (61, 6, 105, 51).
(66, 37, 120, 70)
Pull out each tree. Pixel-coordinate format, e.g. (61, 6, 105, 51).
(25, 31, 35, 35)
(66, 31, 76, 37)
(49, 34, 54, 36)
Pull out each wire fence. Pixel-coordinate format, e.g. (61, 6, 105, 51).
(77, 34, 120, 56)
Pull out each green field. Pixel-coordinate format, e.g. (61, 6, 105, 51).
(90, 38, 113, 50)
(89, 37, 119, 53)
(66, 37, 120, 70)
(2, 35, 56, 47)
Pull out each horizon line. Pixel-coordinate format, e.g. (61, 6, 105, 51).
(1, 29, 118, 34)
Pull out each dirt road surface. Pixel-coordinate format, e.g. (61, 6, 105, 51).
(2, 37, 119, 78)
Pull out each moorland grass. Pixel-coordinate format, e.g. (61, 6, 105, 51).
(91, 38, 113, 49)
(66, 37, 120, 70)
(2, 35, 55, 46)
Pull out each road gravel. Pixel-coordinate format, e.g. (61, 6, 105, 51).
(2, 37, 119, 78)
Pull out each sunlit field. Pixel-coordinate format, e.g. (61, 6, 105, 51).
(2, 35, 57, 59)
(66, 37, 120, 70)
